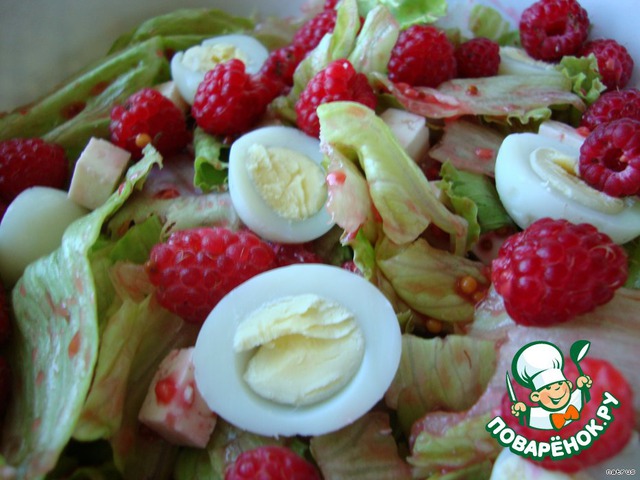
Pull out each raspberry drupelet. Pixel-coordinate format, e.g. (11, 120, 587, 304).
(292, 9, 337, 55)
(519, 0, 590, 62)
(0, 138, 69, 203)
(225, 445, 322, 480)
(491, 217, 628, 326)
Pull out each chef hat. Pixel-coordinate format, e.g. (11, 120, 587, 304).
(512, 341, 567, 391)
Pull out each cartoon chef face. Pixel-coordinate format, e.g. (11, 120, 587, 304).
(512, 341, 572, 412)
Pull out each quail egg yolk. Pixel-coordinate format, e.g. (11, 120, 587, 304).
(245, 144, 328, 221)
(181, 43, 247, 73)
(233, 293, 365, 407)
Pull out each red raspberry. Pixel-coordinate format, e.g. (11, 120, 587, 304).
(519, 0, 590, 62)
(292, 9, 337, 54)
(295, 59, 376, 138)
(579, 39, 634, 91)
(454, 37, 501, 78)
(578, 118, 640, 197)
(580, 88, 640, 131)
(387, 25, 457, 88)
(192, 59, 277, 139)
(225, 445, 321, 480)
(146, 227, 277, 324)
(259, 44, 306, 89)
(0, 138, 68, 203)
(269, 242, 324, 267)
(491, 218, 627, 326)
(110, 88, 190, 160)
(500, 357, 634, 472)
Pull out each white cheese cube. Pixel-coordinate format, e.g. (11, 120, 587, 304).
(138, 348, 217, 448)
(154, 81, 190, 113)
(380, 108, 430, 161)
(68, 137, 130, 210)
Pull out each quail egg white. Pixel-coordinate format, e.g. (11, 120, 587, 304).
(170, 34, 269, 104)
(495, 131, 640, 244)
(228, 125, 335, 243)
(192, 264, 402, 437)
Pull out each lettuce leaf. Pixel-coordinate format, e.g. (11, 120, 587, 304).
(624, 238, 640, 289)
(376, 236, 488, 323)
(356, 0, 446, 28)
(193, 127, 228, 192)
(0, 146, 161, 479)
(310, 411, 412, 479)
(468, 4, 519, 45)
(557, 54, 606, 105)
(438, 162, 515, 235)
(318, 101, 469, 255)
(385, 334, 496, 436)
(375, 73, 585, 123)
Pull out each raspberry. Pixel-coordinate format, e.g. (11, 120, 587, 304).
(259, 44, 306, 89)
(387, 25, 457, 88)
(192, 59, 277, 139)
(580, 88, 640, 131)
(0, 138, 68, 203)
(295, 59, 376, 137)
(146, 227, 277, 324)
(578, 118, 640, 197)
(454, 37, 501, 78)
(225, 445, 321, 480)
(579, 39, 634, 91)
(292, 9, 337, 54)
(491, 218, 627, 326)
(269, 242, 324, 267)
(519, 0, 590, 62)
(501, 357, 634, 472)
(110, 88, 190, 159)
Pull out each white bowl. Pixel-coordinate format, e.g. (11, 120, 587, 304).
(1, 0, 638, 112)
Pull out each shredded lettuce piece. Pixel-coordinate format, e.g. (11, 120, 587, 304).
(625, 238, 640, 289)
(348, 6, 399, 77)
(192, 127, 228, 191)
(375, 73, 585, 123)
(409, 413, 500, 478)
(376, 237, 488, 323)
(557, 54, 606, 105)
(310, 412, 412, 479)
(386, 334, 496, 436)
(438, 161, 515, 235)
(357, 0, 447, 28)
(468, 4, 519, 45)
(109, 215, 163, 264)
(318, 101, 469, 254)
(0, 146, 161, 479)
(428, 119, 505, 178)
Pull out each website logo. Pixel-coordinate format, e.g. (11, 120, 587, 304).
(486, 340, 622, 462)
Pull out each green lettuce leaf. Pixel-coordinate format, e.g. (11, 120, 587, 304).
(357, 0, 447, 28)
(557, 54, 606, 105)
(376, 235, 488, 323)
(468, 4, 519, 45)
(438, 161, 515, 235)
(193, 128, 228, 192)
(385, 334, 496, 436)
(108, 215, 163, 264)
(318, 101, 469, 255)
(348, 5, 399, 77)
(375, 73, 585, 123)
(310, 411, 412, 480)
(1, 147, 161, 479)
(625, 238, 640, 289)
(409, 413, 500, 479)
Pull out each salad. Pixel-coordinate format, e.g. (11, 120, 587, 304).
(0, 0, 639, 479)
